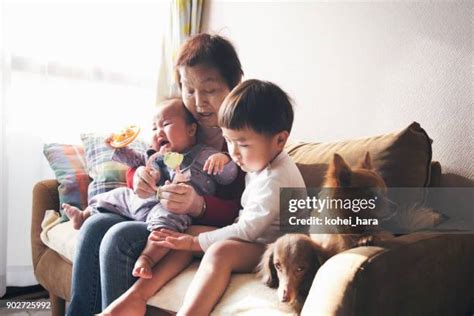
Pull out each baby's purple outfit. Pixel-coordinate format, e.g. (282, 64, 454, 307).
(89, 144, 238, 232)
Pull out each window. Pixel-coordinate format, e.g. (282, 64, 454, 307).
(1, 1, 170, 286)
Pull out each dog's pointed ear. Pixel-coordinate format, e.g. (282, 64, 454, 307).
(358, 152, 373, 170)
(258, 243, 279, 288)
(328, 154, 352, 187)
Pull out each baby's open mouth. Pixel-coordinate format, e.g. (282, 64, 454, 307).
(158, 139, 170, 147)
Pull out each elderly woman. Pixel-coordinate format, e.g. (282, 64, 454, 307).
(67, 34, 245, 316)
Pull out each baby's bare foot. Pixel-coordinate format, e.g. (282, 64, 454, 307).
(62, 203, 89, 230)
(101, 288, 147, 316)
(132, 256, 153, 279)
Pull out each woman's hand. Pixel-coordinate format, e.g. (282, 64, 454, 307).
(158, 181, 204, 217)
(133, 166, 159, 198)
(149, 229, 202, 251)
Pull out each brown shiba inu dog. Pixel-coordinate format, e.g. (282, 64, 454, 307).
(311, 152, 393, 257)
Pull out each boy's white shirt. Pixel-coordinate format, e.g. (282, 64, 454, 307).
(198, 150, 306, 251)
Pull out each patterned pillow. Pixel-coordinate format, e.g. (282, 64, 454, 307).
(80, 133, 148, 201)
(43, 143, 91, 220)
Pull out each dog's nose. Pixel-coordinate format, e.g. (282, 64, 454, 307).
(281, 290, 289, 303)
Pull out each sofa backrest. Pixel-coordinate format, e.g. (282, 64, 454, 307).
(285, 122, 433, 189)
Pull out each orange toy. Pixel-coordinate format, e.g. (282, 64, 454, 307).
(109, 125, 141, 148)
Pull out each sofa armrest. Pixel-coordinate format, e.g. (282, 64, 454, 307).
(302, 233, 474, 316)
(31, 179, 60, 270)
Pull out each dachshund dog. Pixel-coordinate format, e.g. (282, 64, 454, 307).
(259, 152, 394, 312)
(258, 234, 327, 312)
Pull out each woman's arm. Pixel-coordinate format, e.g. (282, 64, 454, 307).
(128, 166, 245, 227)
(196, 169, 245, 227)
(197, 195, 240, 227)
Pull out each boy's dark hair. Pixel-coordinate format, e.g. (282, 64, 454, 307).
(175, 33, 244, 89)
(218, 80, 294, 136)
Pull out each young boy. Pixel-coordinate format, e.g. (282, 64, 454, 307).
(152, 80, 306, 315)
(63, 98, 238, 280)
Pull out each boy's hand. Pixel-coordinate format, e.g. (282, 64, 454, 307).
(203, 153, 231, 175)
(149, 229, 202, 252)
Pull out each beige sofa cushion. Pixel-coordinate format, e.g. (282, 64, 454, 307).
(40, 211, 78, 263)
(285, 121, 432, 188)
(151, 262, 295, 315)
(40, 213, 294, 315)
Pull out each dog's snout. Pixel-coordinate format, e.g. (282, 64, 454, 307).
(278, 285, 292, 303)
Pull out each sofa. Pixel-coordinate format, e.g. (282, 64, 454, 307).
(31, 122, 474, 315)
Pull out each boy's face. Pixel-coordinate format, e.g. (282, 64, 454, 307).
(222, 127, 287, 173)
(152, 102, 197, 153)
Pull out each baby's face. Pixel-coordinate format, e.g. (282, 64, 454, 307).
(151, 102, 196, 153)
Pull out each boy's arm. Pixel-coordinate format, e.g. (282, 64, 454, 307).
(198, 179, 280, 251)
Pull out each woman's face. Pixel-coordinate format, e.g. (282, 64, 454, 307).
(179, 65, 231, 128)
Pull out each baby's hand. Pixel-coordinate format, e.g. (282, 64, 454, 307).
(146, 152, 163, 171)
(104, 134, 115, 148)
(145, 152, 162, 184)
(203, 153, 231, 175)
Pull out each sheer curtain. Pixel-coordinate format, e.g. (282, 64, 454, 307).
(1, 1, 170, 291)
(1, 2, 8, 296)
(156, 0, 203, 100)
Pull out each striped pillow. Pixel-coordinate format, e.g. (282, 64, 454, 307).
(80, 133, 147, 201)
(43, 143, 91, 218)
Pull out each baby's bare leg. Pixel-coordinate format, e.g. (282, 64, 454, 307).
(133, 231, 171, 279)
(179, 240, 265, 316)
(62, 204, 92, 230)
(102, 226, 215, 316)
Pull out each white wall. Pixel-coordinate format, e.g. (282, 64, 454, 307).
(202, 0, 473, 180)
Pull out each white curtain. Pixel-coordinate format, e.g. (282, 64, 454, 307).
(0, 2, 8, 296)
(156, 0, 203, 101)
(1, 1, 169, 289)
